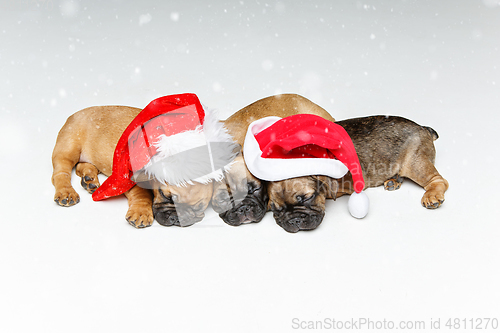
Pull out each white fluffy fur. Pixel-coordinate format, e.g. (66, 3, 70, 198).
(244, 116, 369, 219)
(243, 117, 349, 181)
(143, 109, 236, 186)
(348, 191, 369, 219)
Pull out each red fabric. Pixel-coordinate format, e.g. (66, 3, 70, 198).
(128, 107, 201, 173)
(254, 114, 365, 193)
(92, 93, 205, 201)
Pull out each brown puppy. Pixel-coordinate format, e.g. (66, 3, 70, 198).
(52, 106, 214, 228)
(218, 94, 448, 233)
(150, 182, 214, 227)
(336, 116, 449, 207)
(211, 94, 334, 226)
(267, 115, 449, 232)
(211, 154, 268, 226)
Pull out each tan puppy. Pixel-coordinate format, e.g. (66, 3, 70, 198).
(210, 154, 268, 225)
(51, 106, 213, 228)
(216, 94, 449, 233)
(211, 94, 334, 226)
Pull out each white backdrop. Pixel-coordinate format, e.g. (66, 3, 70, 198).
(1, 1, 499, 332)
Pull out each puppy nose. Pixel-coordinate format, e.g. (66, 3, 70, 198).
(288, 217, 302, 227)
(155, 212, 180, 227)
(237, 205, 251, 215)
(176, 209, 203, 227)
(167, 214, 179, 225)
(178, 208, 195, 219)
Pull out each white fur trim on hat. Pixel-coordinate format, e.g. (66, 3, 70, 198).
(348, 191, 369, 218)
(143, 109, 237, 186)
(243, 116, 369, 219)
(243, 116, 349, 181)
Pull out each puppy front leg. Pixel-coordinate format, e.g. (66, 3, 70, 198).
(124, 186, 154, 228)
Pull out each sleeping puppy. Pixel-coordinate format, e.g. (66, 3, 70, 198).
(211, 154, 268, 226)
(211, 94, 334, 226)
(150, 182, 214, 227)
(222, 94, 448, 233)
(52, 105, 214, 228)
(335, 115, 448, 206)
(268, 116, 448, 232)
(266, 176, 333, 233)
(266, 115, 449, 233)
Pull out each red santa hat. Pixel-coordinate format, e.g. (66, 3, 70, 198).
(92, 93, 238, 201)
(243, 114, 369, 218)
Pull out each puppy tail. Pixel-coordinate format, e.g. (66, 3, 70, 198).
(423, 126, 439, 141)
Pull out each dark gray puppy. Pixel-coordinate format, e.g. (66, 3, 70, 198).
(267, 115, 449, 233)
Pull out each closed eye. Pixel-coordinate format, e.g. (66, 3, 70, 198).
(247, 182, 261, 194)
(216, 190, 230, 203)
(296, 193, 317, 204)
(194, 200, 205, 211)
(158, 189, 174, 204)
(305, 193, 317, 202)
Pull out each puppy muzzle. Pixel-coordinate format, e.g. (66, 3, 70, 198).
(153, 204, 204, 227)
(219, 195, 267, 226)
(274, 209, 325, 233)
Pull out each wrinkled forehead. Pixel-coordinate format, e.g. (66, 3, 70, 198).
(282, 177, 318, 197)
(214, 154, 259, 190)
(170, 182, 213, 200)
(229, 154, 261, 183)
(227, 155, 247, 175)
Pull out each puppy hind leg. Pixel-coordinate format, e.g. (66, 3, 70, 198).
(52, 144, 81, 207)
(76, 162, 100, 194)
(401, 160, 448, 209)
(421, 173, 449, 209)
(124, 186, 154, 228)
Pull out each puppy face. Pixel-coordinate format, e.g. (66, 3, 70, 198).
(267, 176, 336, 233)
(211, 155, 268, 226)
(152, 182, 214, 227)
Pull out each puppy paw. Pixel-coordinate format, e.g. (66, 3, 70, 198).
(54, 187, 80, 207)
(76, 163, 100, 194)
(384, 176, 403, 191)
(421, 191, 445, 209)
(126, 205, 154, 228)
(80, 175, 100, 194)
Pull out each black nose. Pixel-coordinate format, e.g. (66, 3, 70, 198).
(291, 213, 323, 231)
(166, 214, 179, 226)
(277, 212, 324, 233)
(237, 204, 253, 215)
(153, 208, 180, 227)
(288, 217, 302, 228)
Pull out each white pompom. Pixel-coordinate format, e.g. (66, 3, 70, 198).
(348, 191, 369, 219)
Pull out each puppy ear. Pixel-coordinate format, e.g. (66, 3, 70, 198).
(314, 176, 339, 200)
(131, 169, 152, 183)
(232, 143, 242, 156)
(266, 181, 283, 212)
(130, 169, 157, 189)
